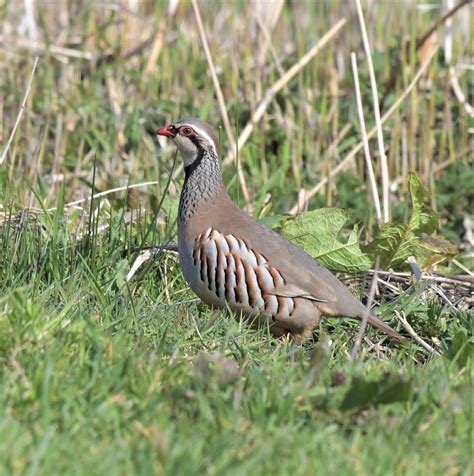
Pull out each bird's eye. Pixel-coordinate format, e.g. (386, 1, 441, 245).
(181, 127, 193, 136)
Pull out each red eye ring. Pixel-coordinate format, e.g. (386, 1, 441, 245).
(181, 127, 193, 136)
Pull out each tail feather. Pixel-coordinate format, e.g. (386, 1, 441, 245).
(312, 282, 404, 341)
(364, 312, 404, 341)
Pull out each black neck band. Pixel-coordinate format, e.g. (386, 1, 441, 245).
(184, 137, 205, 181)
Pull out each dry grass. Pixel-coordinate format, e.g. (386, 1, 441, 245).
(1, 2, 471, 223)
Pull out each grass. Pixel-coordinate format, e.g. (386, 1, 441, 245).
(0, 1, 472, 475)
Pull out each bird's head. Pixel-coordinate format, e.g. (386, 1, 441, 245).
(156, 118, 219, 168)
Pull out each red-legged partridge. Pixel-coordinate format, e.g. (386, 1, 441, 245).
(157, 118, 402, 343)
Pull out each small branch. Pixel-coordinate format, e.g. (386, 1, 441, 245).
(355, 0, 390, 223)
(351, 52, 382, 225)
(350, 258, 380, 361)
(395, 311, 442, 356)
(0, 56, 39, 166)
(223, 18, 347, 166)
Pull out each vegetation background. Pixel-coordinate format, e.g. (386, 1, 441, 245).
(0, 0, 472, 474)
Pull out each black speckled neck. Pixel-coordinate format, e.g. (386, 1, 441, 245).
(179, 149, 225, 223)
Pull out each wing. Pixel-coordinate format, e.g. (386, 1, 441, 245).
(189, 196, 365, 319)
(193, 228, 336, 312)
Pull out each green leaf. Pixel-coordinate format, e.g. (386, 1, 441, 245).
(279, 208, 372, 273)
(362, 223, 420, 269)
(407, 172, 438, 234)
(364, 173, 444, 270)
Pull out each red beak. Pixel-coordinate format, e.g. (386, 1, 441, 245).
(156, 125, 177, 138)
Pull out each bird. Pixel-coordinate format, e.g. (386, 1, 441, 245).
(156, 118, 402, 343)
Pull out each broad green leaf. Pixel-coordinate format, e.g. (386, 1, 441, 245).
(279, 208, 372, 273)
(407, 172, 438, 234)
(362, 223, 420, 269)
(365, 172, 449, 270)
